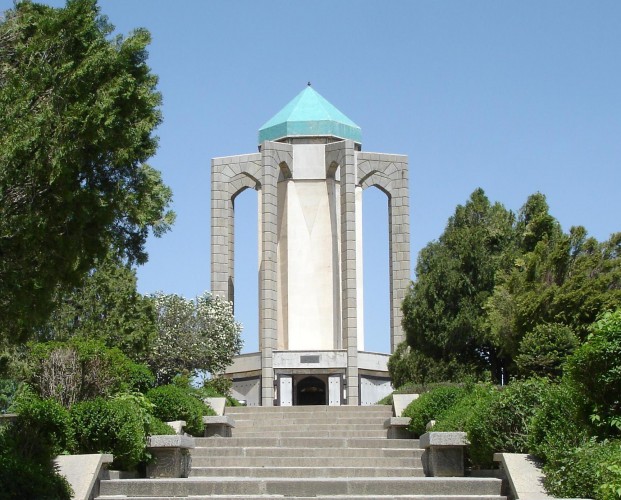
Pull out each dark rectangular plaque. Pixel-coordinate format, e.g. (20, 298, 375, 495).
(300, 355, 320, 363)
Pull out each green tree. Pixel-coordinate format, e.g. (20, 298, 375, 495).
(566, 309, 621, 436)
(515, 323, 578, 378)
(37, 254, 157, 360)
(0, 0, 174, 343)
(401, 188, 515, 381)
(148, 293, 243, 385)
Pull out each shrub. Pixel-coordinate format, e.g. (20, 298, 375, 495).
(0, 378, 20, 414)
(543, 439, 621, 500)
(29, 339, 153, 406)
(388, 342, 480, 388)
(515, 323, 577, 378)
(528, 379, 589, 462)
(465, 378, 549, 468)
(148, 417, 176, 435)
(146, 385, 209, 436)
(71, 398, 146, 470)
(404, 385, 467, 436)
(566, 309, 621, 437)
(433, 383, 496, 433)
(0, 390, 73, 499)
(0, 445, 72, 500)
(10, 388, 74, 460)
(114, 356, 155, 394)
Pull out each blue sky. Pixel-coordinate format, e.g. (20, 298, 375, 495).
(3, 1, 620, 354)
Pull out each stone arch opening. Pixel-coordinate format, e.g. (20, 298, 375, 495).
(232, 186, 259, 353)
(361, 185, 391, 353)
(295, 376, 327, 406)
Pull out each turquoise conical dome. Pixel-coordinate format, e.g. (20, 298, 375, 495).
(258, 86, 362, 145)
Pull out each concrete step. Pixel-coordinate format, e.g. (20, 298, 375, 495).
(194, 436, 421, 448)
(191, 445, 421, 458)
(189, 465, 425, 478)
(99, 477, 503, 497)
(98, 496, 506, 500)
(192, 454, 421, 469)
(225, 404, 392, 413)
(191, 455, 423, 468)
(233, 421, 386, 430)
(232, 416, 386, 426)
(230, 429, 389, 438)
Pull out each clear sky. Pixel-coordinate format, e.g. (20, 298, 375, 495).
(3, 1, 620, 354)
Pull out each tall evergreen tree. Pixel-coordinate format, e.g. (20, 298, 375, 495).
(0, 0, 174, 343)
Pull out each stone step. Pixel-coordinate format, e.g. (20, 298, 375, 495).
(99, 477, 503, 497)
(225, 404, 392, 413)
(191, 445, 421, 458)
(191, 455, 422, 468)
(99, 496, 506, 500)
(189, 465, 425, 478)
(232, 416, 386, 426)
(224, 408, 392, 419)
(230, 429, 389, 438)
(233, 422, 386, 432)
(194, 436, 421, 448)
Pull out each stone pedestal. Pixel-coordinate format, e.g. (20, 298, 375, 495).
(420, 432, 469, 477)
(203, 415, 235, 437)
(384, 416, 413, 439)
(146, 435, 194, 478)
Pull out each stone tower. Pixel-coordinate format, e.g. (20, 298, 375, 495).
(211, 86, 410, 406)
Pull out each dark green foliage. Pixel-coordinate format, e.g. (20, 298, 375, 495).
(0, 378, 20, 413)
(528, 379, 590, 463)
(403, 385, 467, 436)
(515, 323, 577, 378)
(566, 310, 621, 436)
(403, 189, 516, 381)
(38, 254, 158, 361)
(432, 384, 496, 433)
(29, 339, 155, 406)
(0, 391, 73, 499)
(146, 385, 210, 436)
(10, 389, 74, 461)
(401, 189, 620, 388)
(0, 445, 73, 500)
(0, 0, 174, 343)
(123, 362, 156, 394)
(148, 417, 176, 436)
(71, 397, 147, 470)
(388, 341, 481, 388)
(465, 378, 549, 468)
(543, 439, 621, 500)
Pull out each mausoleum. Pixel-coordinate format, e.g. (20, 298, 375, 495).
(211, 86, 410, 406)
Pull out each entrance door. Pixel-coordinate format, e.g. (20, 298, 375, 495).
(279, 375, 293, 406)
(296, 376, 326, 405)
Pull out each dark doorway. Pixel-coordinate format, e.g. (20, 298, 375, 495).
(296, 376, 326, 406)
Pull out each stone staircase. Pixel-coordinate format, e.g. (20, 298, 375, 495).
(97, 404, 505, 499)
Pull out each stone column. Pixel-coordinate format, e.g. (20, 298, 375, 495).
(260, 142, 292, 406)
(327, 140, 359, 406)
(211, 158, 233, 301)
(388, 158, 410, 351)
(356, 153, 410, 354)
